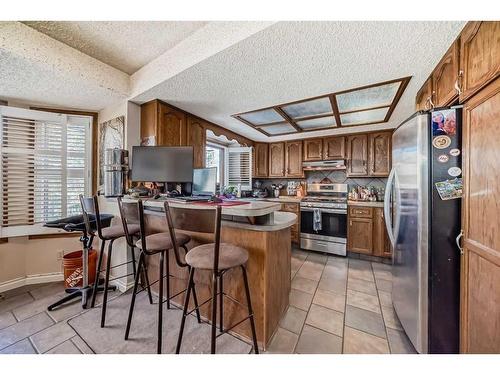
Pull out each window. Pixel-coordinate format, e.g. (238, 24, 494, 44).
(225, 147, 252, 191)
(205, 144, 224, 184)
(0, 106, 92, 234)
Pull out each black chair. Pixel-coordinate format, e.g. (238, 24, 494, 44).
(120, 198, 202, 354)
(168, 203, 259, 354)
(45, 213, 113, 310)
(80, 195, 150, 327)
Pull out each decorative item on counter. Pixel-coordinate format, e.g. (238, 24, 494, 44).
(222, 185, 238, 199)
(296, 182, 305, 198)
(286, 181, 302, 196)
(271, 183, 284, 198)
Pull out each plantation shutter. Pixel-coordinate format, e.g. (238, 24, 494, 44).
(226, 147, 252, 190)
(0, 106, 91, 228)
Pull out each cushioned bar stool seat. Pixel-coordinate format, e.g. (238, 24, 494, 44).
(185, 243, 248, 270)
(101, 223, 140, 240)
(135, 232, 190, 252)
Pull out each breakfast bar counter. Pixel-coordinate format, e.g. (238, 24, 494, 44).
(132, 198, 295, 350)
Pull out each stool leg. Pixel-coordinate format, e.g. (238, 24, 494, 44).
(91, 240, 106, 308)
(165, 250, 170, 309)
(125, 252, 144, 340)
(130, 244, 137, 278)
(219, 274, 223, 333)
(141, 257, 153, 305)
(101, 239, 114, 328)
(158, 252, 165, 354)
(210, 271, 218, 354)
(176, 267, 194, 354)
(241, 265, 259, 354)
(191, 269, 202, 323)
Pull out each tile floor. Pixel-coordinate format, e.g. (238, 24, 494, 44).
(0, 248, 416, 354)
(266, 248, 416, 354)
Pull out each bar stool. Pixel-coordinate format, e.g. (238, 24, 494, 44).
(169, 203, 259, 354)
(120, 198, 202, 354)
(80, 196, 149, 328)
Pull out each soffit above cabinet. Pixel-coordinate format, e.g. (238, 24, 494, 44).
(232, 77, 411, 136)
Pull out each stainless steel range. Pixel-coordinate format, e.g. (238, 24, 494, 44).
(300, 183, 348, 256)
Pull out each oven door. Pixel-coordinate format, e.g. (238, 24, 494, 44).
(300, 207, 347, 241)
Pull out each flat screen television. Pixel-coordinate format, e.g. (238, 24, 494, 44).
(192, 167, 217, 196)
(131, 146, 193, 182)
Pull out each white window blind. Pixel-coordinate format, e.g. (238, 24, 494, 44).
(225, 147, 252, 191)
(0, 106, 91, 229)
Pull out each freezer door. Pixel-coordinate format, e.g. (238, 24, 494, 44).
(392, 113, 429, 354)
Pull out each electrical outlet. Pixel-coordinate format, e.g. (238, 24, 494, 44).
(56, 251, 64, 261)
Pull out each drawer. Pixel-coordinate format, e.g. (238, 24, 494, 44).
(281, 203, 299, 212)
(349, 206, 373, 218)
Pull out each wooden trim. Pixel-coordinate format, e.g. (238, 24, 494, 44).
(30, 106, 98, 194)
(232, 76, 412, 136)
(28, 232, 81, 240)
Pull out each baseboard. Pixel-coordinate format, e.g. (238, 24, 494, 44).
(0, 272, 64, 293)
(109, 277, 134, 293)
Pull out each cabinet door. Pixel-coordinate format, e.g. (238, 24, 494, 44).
(432, 39, 460, 106)
(368, 132, 391, 177)
(285, 141, 303, 177)
(323, 136, 345, 160)
(373, 208, 392, 258)
(158, 103, 187, 146)
(303, 139, 323, 161)
(459, 21, 500, 102)
(460, 77, 500, 353)
(140, 100, 158, 140)
(187, 116, 206, 169)
(346, 134, 368, 176)
(415, 77, 433, 111)
(280, 203, 300, 244)
(269, 142, 285, 177)
(348, 217, 373, 255)
(253, 143, 269, 178)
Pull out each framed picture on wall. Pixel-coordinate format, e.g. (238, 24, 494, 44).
(98, 115, 124, 189)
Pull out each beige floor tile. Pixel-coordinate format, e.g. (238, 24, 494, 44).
(371, 262, 392, 272)
(296, 260, 324, 281)
(13, 290, 67, 321)
(348, 259, 373, 270)
(266, 327, 298, 354)
(295, 324, 342, 354)
(291, 257, 304, 274)
(318, 275, 347, 295)
(71, 335, 94, 354)
(343, 326, 390, 354)
(305, 304, 344, 337)
(378, 290, 393, 307)
(347, 289, 381, 314)
(0, 293, 34, 314)
(387, 328, 417, 354)
(29, 282, 65, 300)
(0, 338, 36, 354)
(375, 278, 392, 292)
(45, 339, 81, 354)
(0, 311, 17, 330)
(348, 268, 375, 282)
(292, 249, 309, 261)
(291, 276, 318, 294)
(30, 321, 76, 353)
(322, 263, 348, 279)
(0, 312, 54, 350)
(381, 306, 403, 330)
(279, 306, 307, 334)
(289, 289, 313, 311)
(373, 269, 392, 281)
(327, 256, 348, 266)
(312, 289, 346, 313)
(347, 277, 378, 296)
(306, 252, 328, 265)
(345, 305, 386, 338)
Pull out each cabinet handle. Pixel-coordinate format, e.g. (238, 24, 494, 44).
(454, 70, 463, 96)
(456, 229, 464, 255)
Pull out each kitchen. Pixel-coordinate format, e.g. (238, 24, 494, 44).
(0, 13, 498, 366)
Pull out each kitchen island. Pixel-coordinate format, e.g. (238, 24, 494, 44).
(133, 198, 296, 350)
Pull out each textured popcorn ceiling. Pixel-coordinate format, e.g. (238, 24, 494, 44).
(131, 21, 466, 141)
(22, 21, 208, 74)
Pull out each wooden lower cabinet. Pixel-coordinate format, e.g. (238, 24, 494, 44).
(347, 205, 391, 258)
(460, 77, 500, 353)
(280, 202, 300, 245)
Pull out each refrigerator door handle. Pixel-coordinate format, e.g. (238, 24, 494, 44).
(456, 229, 464, 255)
(384, 167, 396, 247)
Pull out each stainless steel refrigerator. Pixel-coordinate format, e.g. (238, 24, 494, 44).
(384, 108, 461, 354)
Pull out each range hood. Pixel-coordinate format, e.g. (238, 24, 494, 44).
(302, 160, 346, 171)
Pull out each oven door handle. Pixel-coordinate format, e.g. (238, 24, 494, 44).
(300, 207, 347, 214)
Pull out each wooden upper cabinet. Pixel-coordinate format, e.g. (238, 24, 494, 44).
(186, 116, 206, 169)
(368, 132, 392, 177)
(432, 39, 460, 107)
(253, 143, 269, 178)
(459, 21, 500, 102)
(416, 77, 433, 111)
(285, 141, 303, 177)
(303, 139, 323, 161)
(269, 142, 285, 177)
(346, 134, 368, 176)
(324, 136, 345, 159)
(158, 103, 187, 146)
